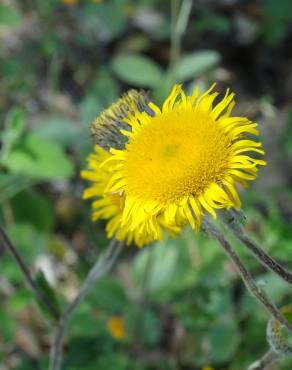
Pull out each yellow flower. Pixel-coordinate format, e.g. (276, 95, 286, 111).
(81, 145, 181, 247)
(201, 367, 215, 370)
(105, 84, 266, 242)
(107, 316, 125, 340)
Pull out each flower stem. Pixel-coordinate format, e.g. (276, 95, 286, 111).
(170, 0, 192, 71)
(48, 239, 123, 370)
(248, 349, 279, 370)
(222, 209, 292, 285)
(0, 224, 60, 321)
(202, 218, 292, 333)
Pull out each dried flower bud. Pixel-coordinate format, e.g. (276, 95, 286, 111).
(267, 305, 292, 356)
(91, 89, 150, 151)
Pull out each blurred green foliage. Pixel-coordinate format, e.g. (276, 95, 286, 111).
(1, 0, 292, 369)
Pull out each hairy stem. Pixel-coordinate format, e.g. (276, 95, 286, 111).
(202, 218, 292, 333)
(222, 209, 292, 285)
(248, 350, 279, 370)
(49, 319, 66, 370)
(0, 225, 60, 321)
(170, 0, 192, 70)
(49, 239, 123, 370)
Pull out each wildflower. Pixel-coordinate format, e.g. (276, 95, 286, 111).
(107, 316, 125, 340)
(105, 84, 266, 241)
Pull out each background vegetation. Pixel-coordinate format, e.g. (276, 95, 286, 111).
(1, 0, 292, 369)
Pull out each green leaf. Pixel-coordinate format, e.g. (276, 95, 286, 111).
(173, 50, 220, 82)
(206, 320, 239, 363)
(196, 10, 231, 34)
(9, 289, 33, 312)
(111, 54, 163, 88)
(0, 308, 16, 342)
(70, 303, 100, 337)
(35, 270, 60, 317)
(8, 223, 48, 260)
(87, 70, 120, 109)
(152, 73, 173, 105)
(77, 0, 128, 44)
(132, 241, 184, 300)
(263, 0, 292, 21)
(0, 4, 22, 27)
(0, 173, 32, 204)
(0, 107, 26, 163)
(65, 336, 132, 370)
(80, 95, 104, 127)
(262, 0, 292, 46)
(33, 117, 79, 148)
(95, 353, 130, 370)
(10, 190, 55, 232)
(4, 134, 74, 180)
(89, 277, 127, 312)
(129, 308, 160, 347)
(94, 0, 128, 40)
(80, 70, 119, 125)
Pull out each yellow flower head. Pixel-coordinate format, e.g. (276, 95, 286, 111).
(105, 84, 266, 241)
(107, 316, 125, 340)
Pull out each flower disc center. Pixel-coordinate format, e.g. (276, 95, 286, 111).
(124, 109, 232, 202)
